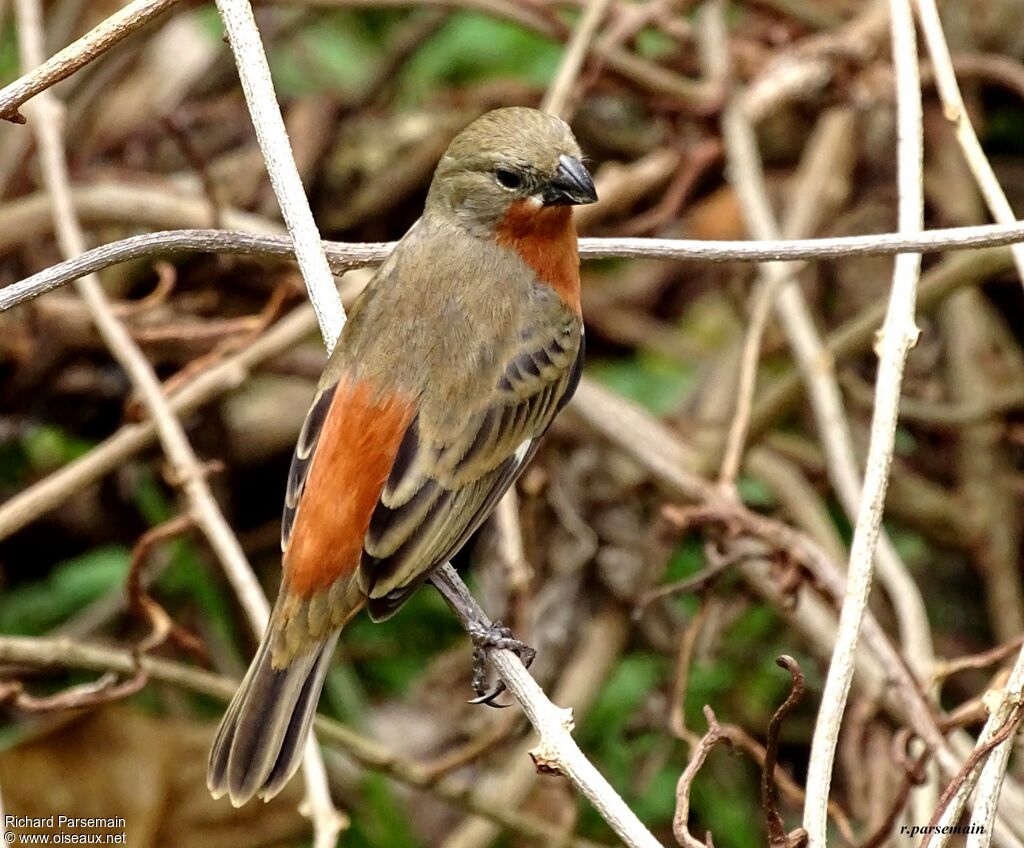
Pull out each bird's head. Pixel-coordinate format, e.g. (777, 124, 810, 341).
(426, 107, 598, 237)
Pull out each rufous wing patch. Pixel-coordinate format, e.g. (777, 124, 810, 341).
(284, 377, 415, 598)
(495, 201, 581, 312)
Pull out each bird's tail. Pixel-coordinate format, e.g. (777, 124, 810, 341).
(207, 620, 339, 806)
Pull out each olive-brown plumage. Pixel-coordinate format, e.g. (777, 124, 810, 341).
(208, 107, 596, 805)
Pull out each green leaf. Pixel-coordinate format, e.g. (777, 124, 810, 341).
(399, 13, 561, 102)
(589, 355, 696, 415)
(272, 14, 381, 96)
(21, 425, 94, 471)
(0, 546, 130, 636)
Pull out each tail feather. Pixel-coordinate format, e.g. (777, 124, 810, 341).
(207, 629, 339, 806)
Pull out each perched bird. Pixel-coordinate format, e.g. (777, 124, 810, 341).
(207, 107, 597, 806)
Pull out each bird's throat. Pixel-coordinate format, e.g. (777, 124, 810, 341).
(495, 201, 581, 312)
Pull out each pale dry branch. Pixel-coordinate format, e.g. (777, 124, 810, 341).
(926, 694, 1024, 848)
(0, 180, 278, 256)
(728, 82, 936, 682)
(914, 0, 1024, 293)
(215, 0, 344, 353)
(213, 0, 357, 838)
(0, 0, 180, 123)
(715, 102, 853, 489)
(8, 222, 1024, 312)
(14, 2, 275, 627)
(802, 2, 925, 844)
(540, 0, 612, 119)
(964, 649, 1024, 847)
(718, 0, 937, 748)
(431, 566, 662, 848)
(439, 608, 630, 848)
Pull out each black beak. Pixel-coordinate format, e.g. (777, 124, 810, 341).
(542, 154, 598, 206)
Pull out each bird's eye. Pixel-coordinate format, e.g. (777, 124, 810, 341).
(494, 168, 523, 190)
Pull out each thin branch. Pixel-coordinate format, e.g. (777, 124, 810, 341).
(747, 246, 1015, 441)
(964, 648, 1024, 846)
(431, 566, 662, 848)
(763, 657, 808, 848)
(840, 371, 1024, 428)
(7, 221, 1024, 312)
(673, 705, 730, 848)
(803, 2, 925, 844)
(540, 0, 613, 118)
(126, 514, 205, 657)
(668, 596, 716, 748)
(716, 101, 851, 488)
(858, 733, 930, 848)
(0, 0, 180, 123)
(215, 0, 344, 352)
(933, 636, 1024, 684)
(0, 669, 147, 711)
(914, 0, 1024, 292)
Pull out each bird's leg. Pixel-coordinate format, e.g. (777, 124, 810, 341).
(465, 620, 536, 706)
(430, 563, 536, 708)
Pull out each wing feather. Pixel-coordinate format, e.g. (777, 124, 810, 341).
(358, 325, 583, 615)
(281, 383, 337, 552)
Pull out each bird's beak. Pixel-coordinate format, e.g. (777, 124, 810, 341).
(542, 154, 598, 206)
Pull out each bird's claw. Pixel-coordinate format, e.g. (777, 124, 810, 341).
(466, 621, 535, 709)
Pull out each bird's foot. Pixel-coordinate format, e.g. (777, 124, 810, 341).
(466, 620, 536, 708)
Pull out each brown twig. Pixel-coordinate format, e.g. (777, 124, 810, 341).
(417, 713, 521, 783)
(0, 0, 183, 123)
(668, 597, 717, 748)
(125, 514, 206, 658)
(635, 537, 746, 614)
(0, 671, 148, 712)
(160, 113, 224, 228)
(933, 637, 1024, 686)
(673, 705, 729, 848)
(762, 657, 808, 848)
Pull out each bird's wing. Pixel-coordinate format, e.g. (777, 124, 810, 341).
(280, 375, 416, 601)
(359, 319, 584, 620)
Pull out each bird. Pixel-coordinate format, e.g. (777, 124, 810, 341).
(207, 106, 597, 806)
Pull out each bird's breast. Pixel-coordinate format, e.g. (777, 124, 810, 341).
(494, 202, 581, 313)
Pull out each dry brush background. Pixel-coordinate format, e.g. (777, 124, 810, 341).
(1, 1, 1024, 847)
